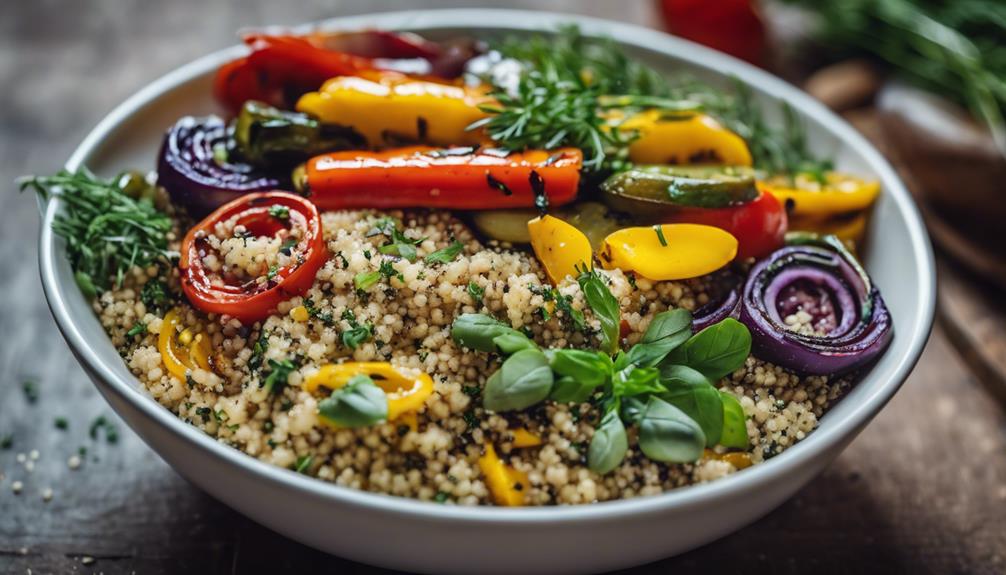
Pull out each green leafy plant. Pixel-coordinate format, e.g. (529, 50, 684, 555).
(449, 269, 752, 475)
(474, 25, 832, 175)
(19, 168, 175, 298)
(317, 374, 388, 428)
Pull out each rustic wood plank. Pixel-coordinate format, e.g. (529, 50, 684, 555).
(1, 2, 1004, 574)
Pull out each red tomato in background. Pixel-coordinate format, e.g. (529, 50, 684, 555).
(659, 0, 767, 66)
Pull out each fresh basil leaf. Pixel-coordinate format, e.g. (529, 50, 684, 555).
(620, 395, 647, 425)
(638, 396, 705, 463)
(317, 375, 388, 428)
(626, 309, 692, 368)
(612, 365, 664, 398)
(719, 390, 748, 449)
(659, 364, 723, 447)
(424, 240, 465, 265)
(665, 318, 751, 382)
(577, 269, 620, 355)
(549, 375, 593, 403)
(588, 409, 628, 474)
(483, 349, 553, 412)
(547, 349, 610, 384)
(451, 314, 534, 354)
(492, 332, 537, 355)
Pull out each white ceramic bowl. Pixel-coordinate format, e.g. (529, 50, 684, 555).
(38, 9, 935, 574)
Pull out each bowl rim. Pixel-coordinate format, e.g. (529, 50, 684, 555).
(39, 8, 936, 524)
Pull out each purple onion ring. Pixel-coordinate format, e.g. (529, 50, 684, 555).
(739, 244, 893, 375)
(692, 272, 742, 333)
(157, 116, 289, 217)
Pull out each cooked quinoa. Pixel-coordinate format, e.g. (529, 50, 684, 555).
(95, 206, 850, 506)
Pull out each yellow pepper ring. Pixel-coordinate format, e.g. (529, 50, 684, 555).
(758, 173, 880, 218)
(303, 362, 434, 422)
(158, 309, 213, 381)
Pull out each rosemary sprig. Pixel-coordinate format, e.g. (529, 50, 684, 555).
(19, 168, 176, 297)
(476, 25, 831, 176)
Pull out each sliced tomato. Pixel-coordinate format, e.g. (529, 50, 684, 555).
(179, 192, 326, 324)
(661, 189, 787, 260)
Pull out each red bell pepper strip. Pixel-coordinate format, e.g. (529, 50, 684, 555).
(179, 191, 326, 324)
(213, 30, 473, 114)
(298, 146, 583, 211)
(661, 189, 787, 260)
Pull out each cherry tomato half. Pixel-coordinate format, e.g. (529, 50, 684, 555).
(179, 191, 327, 324)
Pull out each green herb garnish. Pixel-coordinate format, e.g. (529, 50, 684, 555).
(425, 240, 465, 265)
(341, 309, 373, 350)
(126, 322, 147, 338)
(22, 380, 39, 404)
(317, 374, 388, 428)
(268, 204, 290, 220)
(263, 359, 297, 395)
(19, 168, 175, 296)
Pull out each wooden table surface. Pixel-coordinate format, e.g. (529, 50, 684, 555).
(2, 2, 1004, 574)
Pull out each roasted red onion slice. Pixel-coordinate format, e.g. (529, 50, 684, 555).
(157, 116, 288, 216)
(739, 239, 892, 375)
(692, 272, 742, 333)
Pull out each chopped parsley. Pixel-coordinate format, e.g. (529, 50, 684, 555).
(433, 491, 450, 503)
(126, 322, 147, 338)
(22, 380, 38, 404)
(425, 240, 464, 265)
(369, 216, 425, 262)
(354, 270, 381, 291)
(293, 454, 313, 474)
(249, 331, 269, 372)
(266, 264, 280, 281)
(196, 406, 212, 422)
(341, 309, 374, 350)
(303, 297, 334, 325)
(140, 279, 171, 313)
(268, 204, 290, 220)
(467, 281, 485, 305)
(279, 237, 298, 255)
(263, 359, 297, 394)
(379, 260, 404, 282)
(89, 416, 119, 444)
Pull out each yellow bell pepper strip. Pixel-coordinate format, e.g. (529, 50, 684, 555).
(478, 443, 530, 506)
(295, 72, 491, 148)
(303, 362, 434, 422)
(757, 172, 880, 218)
(789, 211, 869, 245)
(527, 215, 594, 285)
(598, 224, 738, 281)
(617, 112, 752, 166)
(158, 309, 213, 381)
(510, 428, 543, 448)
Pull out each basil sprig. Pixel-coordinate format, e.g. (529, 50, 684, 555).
(449, 270, 754, 475)
(317, 375, 388, 428)
(484, 349, 554, 411)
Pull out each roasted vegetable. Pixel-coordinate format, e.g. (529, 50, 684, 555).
(296, 72, 491, 148)
(602, 165, 758, 211)
(758, 172, 880, 218)
(214, 30, 479, 113)
(295, 146, 581, 210)
(618, 112, 753, 166)
(179, 192, 326, 324)
(471, 201, 624, 248)
(527, 214, 594, 284)
(738, 234, 893, 375)
(303, 362, 434, 424)
(598, 224, 738, 281)
(158, 309, 213, 381)
(158, 115, 287, 216)
(478, 443, 529, 506)
(233, 100, 364, 167)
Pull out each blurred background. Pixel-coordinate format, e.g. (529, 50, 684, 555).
(1, 1, 1004, 574)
